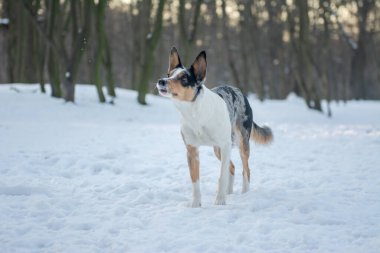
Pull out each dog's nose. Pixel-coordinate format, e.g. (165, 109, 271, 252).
(158, 79, 166, 87)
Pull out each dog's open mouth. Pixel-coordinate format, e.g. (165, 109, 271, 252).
(158, 88, 171, 97)
(159, 88, 168, 94)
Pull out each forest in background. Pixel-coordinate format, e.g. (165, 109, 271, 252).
(0, 0, 379, 114)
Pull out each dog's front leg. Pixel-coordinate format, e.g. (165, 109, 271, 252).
(215, 144, 231, 205)
(186, 144, 201, 207)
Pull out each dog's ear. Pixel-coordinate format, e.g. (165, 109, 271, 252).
(190, 50, 207, 84)
(168, 47, 183, 73)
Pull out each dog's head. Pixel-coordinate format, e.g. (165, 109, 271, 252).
(157, 47, 207, 102)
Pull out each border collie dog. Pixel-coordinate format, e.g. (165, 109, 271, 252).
(157, 47, 273, 207)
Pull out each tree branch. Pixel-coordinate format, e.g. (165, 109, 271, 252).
(322, 4, 357, 50)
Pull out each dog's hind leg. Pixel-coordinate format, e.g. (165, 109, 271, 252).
(186, 144, 201, 207)
(214, 146, 235, 194)
(239, 133, 251, 193)
(213, 144, 230, 205)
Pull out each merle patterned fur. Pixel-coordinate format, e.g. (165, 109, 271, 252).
(211, 86, 253, 147)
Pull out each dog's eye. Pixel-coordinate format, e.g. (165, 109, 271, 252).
(181, 76, 187, 83)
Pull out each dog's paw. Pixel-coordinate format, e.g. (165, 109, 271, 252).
(190, 198, 201, 208)
(191, 202, 201, 208)
(214, 194, 226, 205)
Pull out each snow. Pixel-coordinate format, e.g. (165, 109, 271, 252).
(1, 84, 380, 253)
(0, 18, 9, 25)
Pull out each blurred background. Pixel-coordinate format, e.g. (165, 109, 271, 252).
(0, 0, 379, 111)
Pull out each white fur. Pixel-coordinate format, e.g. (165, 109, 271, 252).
(191, 181, 201, 207)
(227, 173, 234, 194)
(170, 68, 186, 79)
(242, 174, 250, 193)
(173, 85, 231, 206)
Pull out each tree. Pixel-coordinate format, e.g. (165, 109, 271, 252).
(221, 0, 241, 90)
(178, 0, 203, 65)
(7, 0, 40, 84)
(238, 0, 265, 99)
(45, 0, 61, 98)
(319, 0, 333, 116)
(92, 0, 107, 103)
(136, 0, 167, 105)
(22, 0, 93, 102)
(294, 0, 322, 111)
(350, 0, 375, 99)
(60, 0, 93, 102)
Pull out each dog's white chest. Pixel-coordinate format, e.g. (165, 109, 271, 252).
(183, 121, 215, 145)
(178, 106, 216, 145)
(173, 87, 231, 147)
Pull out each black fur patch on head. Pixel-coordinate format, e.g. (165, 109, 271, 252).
(180, 69, 197, 88)
(169, 68, 197, 88)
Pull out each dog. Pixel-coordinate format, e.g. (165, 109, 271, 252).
(156, 47, 273, 207)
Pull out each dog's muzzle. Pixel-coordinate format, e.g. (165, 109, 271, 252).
(157, 79, 170, 97)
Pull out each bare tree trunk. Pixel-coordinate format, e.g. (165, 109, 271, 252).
(61, 0, 92, 102)
(46, 0, 61, 98)
(21, 0, 93, 102)
(93, 0, 106, 103)
(48, 52, 62, 97)
(8, 0, 39, 84)
(103, 35, 116, 98)
(16, 1, 27, 82)
(295, 0, 322, 111)
(238, 0, 249, 94)
(3, 1, 13, 83)
(131, 0, 151, 91)
(33, 0, 47, 93)
(320, 0, 332, 116)
(244, 0, 265, 100)
(221, 0, 241, 89)
(350, 0, 375, 99)
(178, 0, 203, 65)
(137, 0, 166, 105)
(265, 0, 284, 98)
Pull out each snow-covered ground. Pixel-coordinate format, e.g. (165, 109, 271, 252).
(1, 84, 380, 253)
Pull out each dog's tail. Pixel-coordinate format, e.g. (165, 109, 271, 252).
(251, 121, 273, 145)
